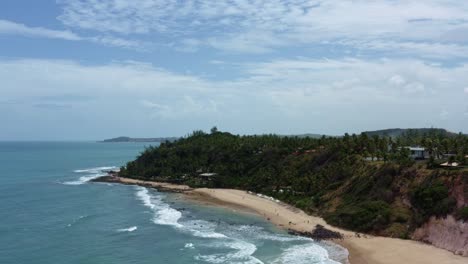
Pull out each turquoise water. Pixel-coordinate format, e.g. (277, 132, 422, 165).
(0, 142, 346, 264)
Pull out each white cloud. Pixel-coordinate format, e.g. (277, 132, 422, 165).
(142, 96, 219, 119)
(341, 40, 468, 59)
(89, 36, 149, 50)
(403, 82, 426, 94)
(56, 0, 468, 57)
(0, 19, 81, 40)
(0, 19, 148, 50)
(0, 59, 211, 98)
(439, 110, 449, 120)
(389, 75, 406, 86)
(464, 87, 468, 94)
(0, 57, 467, 135)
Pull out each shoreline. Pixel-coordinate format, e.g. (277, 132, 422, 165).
(93, 176, 467, 264)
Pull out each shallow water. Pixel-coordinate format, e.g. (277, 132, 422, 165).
(0, 141, 346, 264)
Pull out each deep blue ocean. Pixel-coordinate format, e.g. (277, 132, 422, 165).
(0, 142, 346, 264)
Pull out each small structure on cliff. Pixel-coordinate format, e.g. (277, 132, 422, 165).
(406, 146, 429, 160)
(198, 173, 218, 178)
(440, 162, 460, 167)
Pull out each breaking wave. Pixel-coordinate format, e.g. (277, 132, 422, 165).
(135, 186, 183, 228)
(73, 166, 118, 173)
(195, 240, 264, 264)
(117, 226, 138, 232)
(63, 166, 116, 185)
(135, 186, 262, 263)
(134, 186, 344, 264)
(272, 243, 341, 264)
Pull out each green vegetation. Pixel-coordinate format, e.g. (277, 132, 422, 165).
(325, 201, 391, 232)
(458, 207, 468, 221)
(101, 136, 178, 143)
(120, 127, 468, 235)
(411, 181, 456, 220)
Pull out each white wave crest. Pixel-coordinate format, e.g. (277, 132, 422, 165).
(182, 220, 227, 238)
(63, 166, 117, 185)
(134, 187, 266, 264)
(117, 226, 138, 232)
(192, 230, 227, 239)
(272, 243, 340, 264)
(184, 243, 195, 249)
(73, 166, 118, 173)
(196, 240, 263, 264)
(135, 186, 182, 228)
(234, 225, 312, 242)
(63, 173, 106, 185)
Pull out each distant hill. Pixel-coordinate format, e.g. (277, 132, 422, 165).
(362, 128, 460, 138)
(100, 136, 179, 143)
(284, 133, 326, 139)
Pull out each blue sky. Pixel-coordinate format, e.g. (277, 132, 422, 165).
(1, 0, 468, 140)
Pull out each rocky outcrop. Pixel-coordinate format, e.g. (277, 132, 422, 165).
(288, 224, 344, 240)
(412, 215, 468, 257)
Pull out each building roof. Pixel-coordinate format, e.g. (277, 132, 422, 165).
(440, 162, 459, 167)
(407, 146, 425, 151)
(199, 173, 217, 177)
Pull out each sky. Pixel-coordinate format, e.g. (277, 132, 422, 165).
(1, 0, 468, 140)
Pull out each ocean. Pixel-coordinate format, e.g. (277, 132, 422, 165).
(0, 141, 347, 264)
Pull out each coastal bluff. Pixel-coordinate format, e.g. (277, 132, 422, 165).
(413, 215, 468, 257)
(92, 174, 468, 264)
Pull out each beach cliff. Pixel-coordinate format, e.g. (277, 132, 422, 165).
(93, 175, 468, 264)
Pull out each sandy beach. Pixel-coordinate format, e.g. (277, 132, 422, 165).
(101, 177, 467, 264)
(191, 188, 467, 264)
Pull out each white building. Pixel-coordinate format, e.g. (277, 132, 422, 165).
(407, 147, 429, 160)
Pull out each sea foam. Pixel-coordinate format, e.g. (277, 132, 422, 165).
(184, 243, 195, 249)
(135, 187, 262, 263)
(117, 226, 138, 232)
(73, 166, 118, 173)
(63, 166, 117, 185)
(135, 186, 183, 228)
(233, 225, 312, 242)
(134, 186, 340, 264)
(272, 243, 340, 264)
(195, 240, 264, 264)
(63, 173, 106, 185)
(135, 186, 227, 237)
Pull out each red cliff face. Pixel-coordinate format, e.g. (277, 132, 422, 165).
(411, 174, 468, 257)
(452, 175, 468, 208)
(412, 215, 468, 257)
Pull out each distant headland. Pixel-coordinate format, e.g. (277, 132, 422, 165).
(100, 136, 179, 143)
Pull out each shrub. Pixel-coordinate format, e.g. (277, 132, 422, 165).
(295, 198, 313, 210)
(383, 223, 409, 239)
(458, 207, 468, 221)
(325, 200, 391, 232)
(411, 182, 456, 218)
